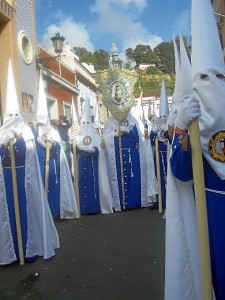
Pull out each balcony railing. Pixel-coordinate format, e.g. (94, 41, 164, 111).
(0, 0, 14, 23)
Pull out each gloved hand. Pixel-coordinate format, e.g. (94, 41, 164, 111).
(2, 129, 15, 145)
(11, 126, 23, 136)
(120, 125, 130, 134)
(167, 108, 178, 127)
(45, 133, 54, 143)
(69, 133, 77, 141)
(175, 96, 201, 130)
(86, 147, 95, 153)
(151, 125, 158, 133)
(36, 136, 46, 148)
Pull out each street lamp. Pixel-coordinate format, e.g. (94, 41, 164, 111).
(36, 31, 65, 66)
(51, 31, 65, 54)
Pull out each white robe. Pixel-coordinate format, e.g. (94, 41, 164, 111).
(0, 129, 60, 264)
(164, 159, 203, 299)
(103, 114, 158, 211)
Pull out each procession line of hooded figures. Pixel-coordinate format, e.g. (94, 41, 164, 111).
(0, 60, 159, 267)
(1, 0, 225, 299)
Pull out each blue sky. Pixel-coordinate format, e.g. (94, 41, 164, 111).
(35, 0, 191, 59)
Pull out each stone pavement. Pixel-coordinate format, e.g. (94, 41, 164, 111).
(0, 207, 165, 300)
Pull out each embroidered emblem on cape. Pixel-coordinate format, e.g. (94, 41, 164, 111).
(83, 136, 92, 145)
(209, 130, 225, 162)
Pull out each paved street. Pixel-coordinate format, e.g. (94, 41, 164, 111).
(0, 207, 165, 300)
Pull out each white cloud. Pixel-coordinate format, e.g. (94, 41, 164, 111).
(90, 0, 163, 59)
(41, 17, 94, 52)
(38, 0, 163, 58)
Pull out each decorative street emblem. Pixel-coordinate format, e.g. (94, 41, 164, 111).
(209, 130, 225, 162)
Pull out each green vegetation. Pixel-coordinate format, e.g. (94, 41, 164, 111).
(73, 36, 190, 97)
(133, 69, 176, 97)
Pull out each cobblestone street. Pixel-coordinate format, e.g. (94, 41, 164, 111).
(0, 207, 165, 300)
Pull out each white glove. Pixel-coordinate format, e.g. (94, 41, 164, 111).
(151, 125, 158, 133)
(12, 126, 23, 136)
(175, 96, 201, 130)
(36, 136, 46, 148)
(86, 147, 95, 153)
(69, 133, 77, 141)
(167, 108, 177, 127)
(120, 125, 130, 134)
(2, 129, 15, 145)
(45, 133, 54, 143)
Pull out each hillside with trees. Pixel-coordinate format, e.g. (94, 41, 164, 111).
(73, 36, 190, 97)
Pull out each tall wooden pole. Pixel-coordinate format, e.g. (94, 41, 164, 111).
(189, 119, 213, 300)
(71, 125, 80, 217)
(155, 136, 162, 213)
(45, 140, 50, 196)
(9, 139, 24, 265)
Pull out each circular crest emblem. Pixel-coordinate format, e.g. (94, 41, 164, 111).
(83, 136, 92, 145)
(209, 130, 225, 162)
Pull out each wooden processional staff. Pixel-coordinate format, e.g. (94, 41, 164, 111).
(9, 138, 24, 265)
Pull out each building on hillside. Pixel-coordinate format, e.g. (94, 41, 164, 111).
(211, 0, 225, 56)
(138, 63, 156, 70)
(134, 93, 172, 120)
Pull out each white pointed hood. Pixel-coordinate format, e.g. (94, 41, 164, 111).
(4, 60, 20, 117)
(180, 34, 193, 98)
(172, 38, 182, 110)
(77, 94, 100, 151)
(71, 97, 80, 132)
(192, 0, 224, 76)
(36, 72, 60, 142)
(132, 90, 143, 121)
(94, 101, 101, 130)
(150, 103, 158, 126)
(36, 72, 50, 127)
(192, 0, 225, 179)
(2, 60, 23, 127)
(159, 79, 169, 118)
(0, 60, 32, 142)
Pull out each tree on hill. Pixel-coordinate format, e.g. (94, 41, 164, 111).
(93, 49, 110, 70)
(73, 47, 110, 71)
(73, 47, 94, 64)
(153, 41, 175, 74)
(125, 44, 160, 68)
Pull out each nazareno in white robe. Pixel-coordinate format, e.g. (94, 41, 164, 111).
(0, 127, 60, 265)
(103, 112, 158, 211)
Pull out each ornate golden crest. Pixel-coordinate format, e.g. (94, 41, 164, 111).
(95, 67, 138, 121)
(209, 130, 225, 162)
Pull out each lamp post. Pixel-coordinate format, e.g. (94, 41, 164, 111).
(51, 31, 65, 54)
(36, 31, 65, 66)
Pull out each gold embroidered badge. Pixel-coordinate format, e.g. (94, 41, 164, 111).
(83, 136, 92, 146)
(209, 131, 225, 162)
